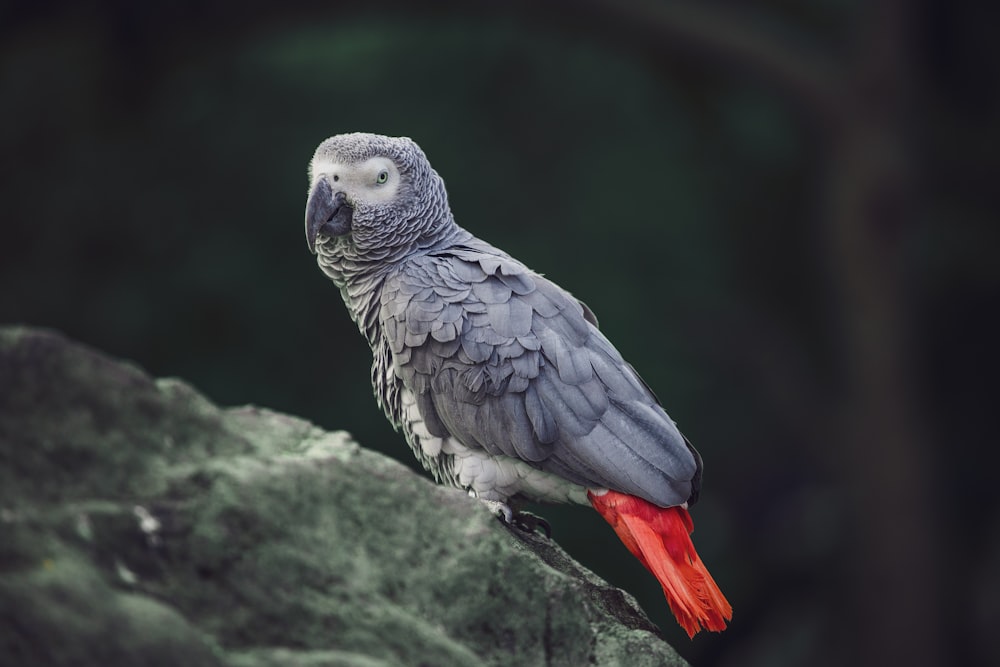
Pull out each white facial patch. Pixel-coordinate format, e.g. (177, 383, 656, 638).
(310, 156, 401, 206)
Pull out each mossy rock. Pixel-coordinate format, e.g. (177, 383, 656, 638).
(0, 326, 686, 666)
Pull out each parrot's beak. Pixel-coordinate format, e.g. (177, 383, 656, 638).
(305, 178, 353, 254)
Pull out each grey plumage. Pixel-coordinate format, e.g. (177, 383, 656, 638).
(306, 133, 702, 509)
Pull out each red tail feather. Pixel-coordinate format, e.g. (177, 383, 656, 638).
(588, 489, 732, 638)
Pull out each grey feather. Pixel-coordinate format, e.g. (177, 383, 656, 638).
(430, 321, 460, 343)
(471, 279, 512, 304)
(524, 385, 558, 444)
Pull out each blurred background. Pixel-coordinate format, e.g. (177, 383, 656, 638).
(1, 1, 997, 665)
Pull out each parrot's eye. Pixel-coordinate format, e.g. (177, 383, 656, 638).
(376, 170, 389, 185)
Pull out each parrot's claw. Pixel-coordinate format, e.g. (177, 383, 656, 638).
(512, 511, 552, 538)
(478, 497, 552, 538)
(479, 499, 514, 524)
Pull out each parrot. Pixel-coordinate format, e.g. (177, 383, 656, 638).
(303, 132, 731, 638)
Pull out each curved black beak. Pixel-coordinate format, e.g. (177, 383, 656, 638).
(305, 178, 353, 254)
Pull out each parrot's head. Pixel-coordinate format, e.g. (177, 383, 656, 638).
(305, 133, 453, 257)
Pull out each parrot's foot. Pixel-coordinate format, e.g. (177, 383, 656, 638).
(477, 498, 552, 538)
(511, 511, 552, 538)
(479, 498, 514, 524)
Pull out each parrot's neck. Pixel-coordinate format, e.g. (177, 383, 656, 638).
(317, 222, 473, 349)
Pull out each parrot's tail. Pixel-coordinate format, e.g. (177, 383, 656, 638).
(587, 489, 732, 638)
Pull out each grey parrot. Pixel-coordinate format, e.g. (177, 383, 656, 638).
(304, 132, 730, 637)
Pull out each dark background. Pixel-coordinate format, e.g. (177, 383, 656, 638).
(2, 1, 997, 665)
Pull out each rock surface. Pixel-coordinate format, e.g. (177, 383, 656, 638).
(0, 326, 686, 666)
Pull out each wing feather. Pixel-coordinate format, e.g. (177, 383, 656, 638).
(382, 245, 699, 506)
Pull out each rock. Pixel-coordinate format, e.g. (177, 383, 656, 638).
(0, 326, 687, 666)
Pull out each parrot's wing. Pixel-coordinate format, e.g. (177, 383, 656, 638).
(382, 244, 700, 507)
